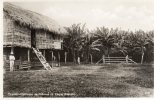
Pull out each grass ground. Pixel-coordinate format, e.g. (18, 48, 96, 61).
(3, 64, 154, 97)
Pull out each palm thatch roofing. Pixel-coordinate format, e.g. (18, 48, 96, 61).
(3, 2, 66, 35)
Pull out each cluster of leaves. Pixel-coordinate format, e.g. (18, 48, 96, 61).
(64, 24, 154, 64)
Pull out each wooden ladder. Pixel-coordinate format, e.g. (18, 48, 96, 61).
(32, 47, 52, 70)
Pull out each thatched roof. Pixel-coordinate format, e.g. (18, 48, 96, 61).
(3, 2, 66, 35)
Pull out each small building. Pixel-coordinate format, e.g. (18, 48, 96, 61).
(3, 3, 67, 71)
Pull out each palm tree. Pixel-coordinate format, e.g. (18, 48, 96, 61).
(64, 23, 154, 64)
(108, 29, 128, 56)
(111, 36, 128, 56)
(89, 40, 101, 64)
(132, 31, 150, 64)
(82, 33, 100, 64)
(64, 23, 86, 64)
(93, 27, 115, 57)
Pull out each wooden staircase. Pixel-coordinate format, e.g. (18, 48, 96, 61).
(32, 47, 52, 70)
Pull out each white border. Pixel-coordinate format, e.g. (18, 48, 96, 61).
(1, 0, 154, 100)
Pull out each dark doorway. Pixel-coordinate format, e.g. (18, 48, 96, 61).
(31, 29, 36, 48)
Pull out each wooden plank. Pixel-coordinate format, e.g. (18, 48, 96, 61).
(104, 57, 126, 58)
(105, 59, 126, 60)
(105, 61, 126, 62)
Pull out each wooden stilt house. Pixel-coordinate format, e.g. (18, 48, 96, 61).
(3, 3, 66, 71)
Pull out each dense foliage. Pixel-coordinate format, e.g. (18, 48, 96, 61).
(64, 24, 154, 64)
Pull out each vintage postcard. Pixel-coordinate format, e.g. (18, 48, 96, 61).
(2, 0, 154, 98)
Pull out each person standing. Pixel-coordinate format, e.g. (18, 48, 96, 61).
(9, 53, 15, 71)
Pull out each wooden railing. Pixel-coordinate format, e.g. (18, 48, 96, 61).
(4, 60, 21, 71)
(19, 61, 31, 70)
(96, 56, 137, 64)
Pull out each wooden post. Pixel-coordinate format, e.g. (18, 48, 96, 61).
(28, 49, 30, 62)
(10, 47, 15, 71)
(58, 52, 60, 67)
(51, 51, 53, 67)
(43, 50, 46, 58)
(10, 47, 14, 55)
(103, 55, 105, 64)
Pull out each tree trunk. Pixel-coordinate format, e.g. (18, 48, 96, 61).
(90, 54, 93, 64)
(107, 48, 110, 63)
(126, 55, 128, 64)
(77, 57, 80, 64)
(51, 51, 53, 67)
(86, 47, 90, 63)
(107, 48, 110, 57)
(141, 52, 144, 64)
(77, 50, 80, 64)
(64, 52, 67, 64)
(103, 55, 105, 64)
(58, 52, 60, 66)
(74, 52, 76, 64)
(72, 49, 76, 64)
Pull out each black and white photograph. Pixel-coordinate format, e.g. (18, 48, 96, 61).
(2, 0, 154, 98)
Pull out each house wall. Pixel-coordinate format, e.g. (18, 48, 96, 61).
(4, 13, 63, 50)
(35, 31, 63, 49)
(3, 14, 31, 48)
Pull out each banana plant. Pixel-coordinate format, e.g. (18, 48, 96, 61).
(132, 31, 149, 64)
(64, 23, 86, 64)
(93, 27, 115, 57)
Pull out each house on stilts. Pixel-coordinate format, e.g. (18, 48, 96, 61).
(3, 3, 67, 71)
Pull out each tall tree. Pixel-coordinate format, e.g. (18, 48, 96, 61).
(82, 33, 100, 63)
(93, 27, 115, 57)
(64, 23, 86, 64)
(132, 31, 150, 64)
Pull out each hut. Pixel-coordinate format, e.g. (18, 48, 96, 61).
(3, 2, 67, 71)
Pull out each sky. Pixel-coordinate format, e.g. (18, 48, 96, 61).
(4, 0, 154, 31)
